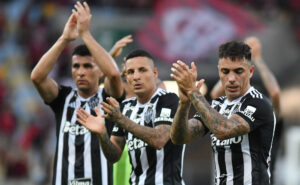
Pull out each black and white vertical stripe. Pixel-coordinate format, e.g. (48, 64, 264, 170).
(115, 88, 185, 185)
(51, 87, 112, 185)
(209, 87, 276, 185)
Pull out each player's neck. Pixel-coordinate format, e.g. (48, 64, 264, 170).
(78, 87, 98, 99)
(136, 88, 157, 104)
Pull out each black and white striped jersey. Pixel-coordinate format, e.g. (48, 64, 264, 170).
(112, 88, 185, 185)
(47, 85, 122, 185)
(194, 87, 276, 185)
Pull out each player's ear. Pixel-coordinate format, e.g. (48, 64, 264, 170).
(153, 67, 158, 78)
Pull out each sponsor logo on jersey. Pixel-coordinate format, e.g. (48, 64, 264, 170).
(112, 126, 119, 132)
(63, 121, 89, 135)
(154, 108, 173, 122)
(211, 134, 243, 147)
(127, 138, 148, 151)
(239, 105, 256, 122)
(160, 108, 171, 117)
(69, 178, 91, 185)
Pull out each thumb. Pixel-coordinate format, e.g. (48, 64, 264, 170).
(196, 79, 205, 90)
(191, 62, 197, 78)
(94, 107, 102, 117)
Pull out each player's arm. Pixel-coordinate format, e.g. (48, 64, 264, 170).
(210, 80, 225, 100)
(98, 134, 125, 163)
(77, 107, 125, 163)
(31, 13, 78, 103)
(171, 60, 250, 140)
(189, 90, 250, 140)
(109, 35, 133, 58)
(170, 100, 207, 144)
(73, 2, 123, 98)
(156, 78, 166, 90)
(245, 37, 281, 118)
(101, 97, 171, 150)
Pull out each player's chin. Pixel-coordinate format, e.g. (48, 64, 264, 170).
(77, 85, 90, 92)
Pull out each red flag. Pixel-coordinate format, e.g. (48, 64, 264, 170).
(137, 0, 264, 63)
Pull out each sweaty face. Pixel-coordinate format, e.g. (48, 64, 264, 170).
(72, 55, 103, 96)
(218, 58, 254, 101)
(125, 56, 158, 102)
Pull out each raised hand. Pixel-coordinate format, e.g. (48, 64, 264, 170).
(100, 97, 123, 123)
(171, 61, 198, 93)
(244, 36, 262, 61)
(61, 13, 78, 42)
(77, 107, 106, 134)
(72, 1, 91, 36)
(110, 35, 133, 58)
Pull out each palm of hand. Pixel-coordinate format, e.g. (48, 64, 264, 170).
(84, 114, 105, 134)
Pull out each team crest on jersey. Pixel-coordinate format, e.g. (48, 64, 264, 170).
(88, 95, 99, 110)
(239, 105, 256, 122)
(144, 107, 153, 124)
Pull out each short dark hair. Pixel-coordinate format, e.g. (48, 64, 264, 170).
(125, 49, 154, 61)
(219, 41, 251, 62)
(72, 44, 91, 56)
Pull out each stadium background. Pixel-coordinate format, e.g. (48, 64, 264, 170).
(0, 0, 300, 184)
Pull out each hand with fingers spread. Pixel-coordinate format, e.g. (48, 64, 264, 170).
(72, 1, 91, 37)
(61, 13, 79, 42)
(100, 97, 123, 123)
(77, 107, 107, 135)
(110, 35, 133, 58)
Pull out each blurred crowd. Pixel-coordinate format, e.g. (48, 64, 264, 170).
(0, 0, 299, 184)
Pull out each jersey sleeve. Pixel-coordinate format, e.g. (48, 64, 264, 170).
(111, 124, 125, 137)
(234, 97, 274, 131)
(46, 85, 72, 115)
(154, 93, 179, 127)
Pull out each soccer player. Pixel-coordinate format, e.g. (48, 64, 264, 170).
(109, 35, 166, 99)
(170, 41, 276, 185)
(30, 2, 124, 185)
(210, 37, 282, 185)
(77, 50, 185, 185)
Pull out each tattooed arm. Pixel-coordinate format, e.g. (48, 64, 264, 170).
(102, 97, 171, 150)
(117, 116, 170, 150)
(76, 107, 125, 163)
(171, 101, 207, 144)
(98, 134, 125, 163)
(189, 90, 250, 140)
(171, 60, 250, 140)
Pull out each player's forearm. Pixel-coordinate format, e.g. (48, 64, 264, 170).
(254, 58, 280, 98)
(254, 58, 281, 116)
(210, 80, 225, 100)
(81, 32, 120, 78)
(170, 102, 191, 144)
(81, 32, 123, 97)
(31, 36, 69, 83)
(189, 90, 239, 139)
(116, 115, 169, 150)
(98, 132, 122, 163)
